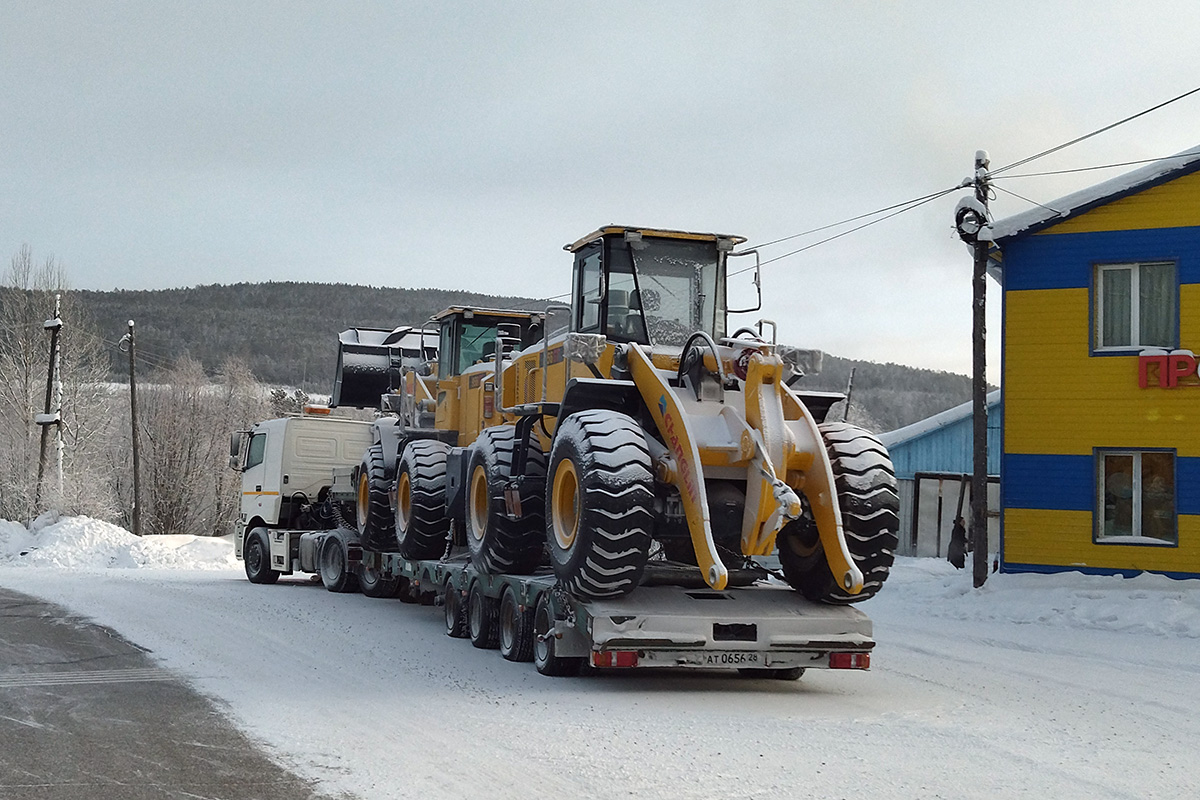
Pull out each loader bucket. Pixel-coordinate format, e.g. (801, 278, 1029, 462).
(331, 327, 434, 409)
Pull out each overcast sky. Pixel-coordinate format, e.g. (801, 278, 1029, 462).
(5, 2, 1200, 382)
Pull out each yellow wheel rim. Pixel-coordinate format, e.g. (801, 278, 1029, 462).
(397, 471, 412, 530)
(469, 464, 489, 541)
(552, 459, 580, 550)
(357, 472, 370, 530)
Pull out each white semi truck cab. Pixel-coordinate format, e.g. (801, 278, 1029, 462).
(231, 410, 373, 577)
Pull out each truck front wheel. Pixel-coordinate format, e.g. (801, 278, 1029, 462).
(244, 528, 279, 585)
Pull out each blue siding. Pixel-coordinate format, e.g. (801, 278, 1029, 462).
(1003, 453, 1093, 511)
(1179, 458, 1200, 515)
(1004, 225, 1200, 291)
(1005, 452, 1200, 513)
(887, 403, 1001, 480)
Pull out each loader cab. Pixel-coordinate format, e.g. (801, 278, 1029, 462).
(565, 226, 747, 347)
(433, 306, 543, 380)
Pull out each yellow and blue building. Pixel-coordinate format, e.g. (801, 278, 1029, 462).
(989, 148, 1200, 579)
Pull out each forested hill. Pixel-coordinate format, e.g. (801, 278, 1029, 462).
(75, 281, 973, 433)
(77, 281, 545, 387)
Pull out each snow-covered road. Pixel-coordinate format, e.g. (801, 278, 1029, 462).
(2, 518, 1198, 799)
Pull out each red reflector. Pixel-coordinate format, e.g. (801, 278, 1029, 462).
(592, 651, 639, 668)
(829, 652, 870, 670)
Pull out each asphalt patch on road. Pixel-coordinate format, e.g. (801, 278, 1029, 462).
(0, 587, 348, 800)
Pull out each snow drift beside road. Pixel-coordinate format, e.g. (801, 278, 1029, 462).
(2, 515, 1198, 638)
(0, 516, 237, 571)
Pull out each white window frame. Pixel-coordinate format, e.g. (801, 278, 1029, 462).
(1093, 261, 1176, 352)
(1095, 449, 1176, 546)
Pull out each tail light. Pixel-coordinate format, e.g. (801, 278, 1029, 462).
(592, 650, 639, 668)
(829, 652, 870, 670)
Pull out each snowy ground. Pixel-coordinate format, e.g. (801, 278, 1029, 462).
(2, 517, 1197, 799)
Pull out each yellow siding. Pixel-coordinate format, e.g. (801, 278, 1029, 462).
(1040, 169, 1200, 235)
(1005, 285, 1200, 456)
(1004, 507, 1200, 573)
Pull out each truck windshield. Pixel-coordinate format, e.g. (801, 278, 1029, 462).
(627, 239, 723, 347)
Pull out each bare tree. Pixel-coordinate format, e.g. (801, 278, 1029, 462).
(0, 246, 115, 520)
(128, 356, 268, 536)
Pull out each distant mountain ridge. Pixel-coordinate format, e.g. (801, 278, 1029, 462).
(75, 281, 972, 433)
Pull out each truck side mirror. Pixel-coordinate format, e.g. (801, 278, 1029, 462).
(229, 431, 245, 470)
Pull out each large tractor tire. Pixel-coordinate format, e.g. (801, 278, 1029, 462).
(395, 439, 452, 560)
(778, 422, 899, 604)
(465, 426, 546, 575)
(357, 443, 397, 552)
(545, 410, 653, 599)
(243, 528, 279, 585)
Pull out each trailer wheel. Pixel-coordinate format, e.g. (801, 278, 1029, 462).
(358, 560, 405, 598)
(778, 422, 899, 604)
(546, 410, 653, 599)
(444, 580, 467, 638)
(319, 535, 359, 593)
(465, 427, 547, 575)
(533, 592, 583, 677)
(357, 443, 397, 552)
(395, 439, 452, 559)
(243, 528, 279, 585)
(498, 586, 535, 662)
(467, 582, 499, 649)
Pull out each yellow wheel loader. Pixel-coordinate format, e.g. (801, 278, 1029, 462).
(381, 226, 899, 604)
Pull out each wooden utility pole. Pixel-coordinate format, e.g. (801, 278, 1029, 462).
(842, 367, 857, 422)
(955, 151, 991, 588)
(34, 294, 63, 508)
(123, 320, 143, 536)
(969, 151, 991, 588)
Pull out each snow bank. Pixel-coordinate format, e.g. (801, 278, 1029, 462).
(0, 516, 237, 570)
(885, 556, 1200, 639)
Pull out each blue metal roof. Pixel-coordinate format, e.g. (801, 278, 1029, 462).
(878, 391, 1001, 480)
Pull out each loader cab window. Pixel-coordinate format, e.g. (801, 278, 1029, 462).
(439, 315, 525, 378)
(438, 321, 456, 379)
(620, 237, 725, 347)
(458, 322, 501, 370)
(575, 246, 603, 333)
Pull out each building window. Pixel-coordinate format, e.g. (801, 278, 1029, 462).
(1096, 449, 1176, 545)
(1094, 261, 1176, 351)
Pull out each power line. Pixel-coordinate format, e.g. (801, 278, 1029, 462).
(746, 184, 967, 251)
(992, 150, 1200, 180)
(991, 183, 1061, 214)
(991, 85, 1200, 176)
(731, 185, 962, 276)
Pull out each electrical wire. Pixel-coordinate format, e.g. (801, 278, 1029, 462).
(730, 185, 962, 276)
(991, 183, 1061, 214)
(746, 184, 967, 251)
(993, 151, 1200, 180)
(991, 85, 1200, 176)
